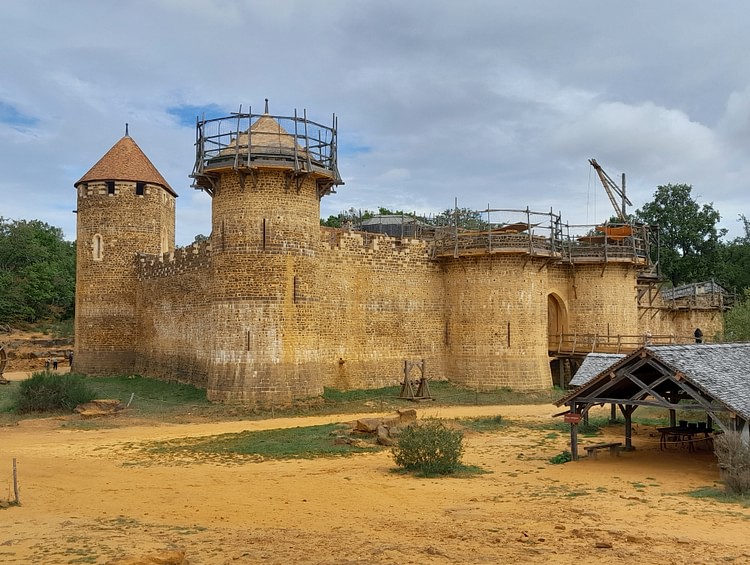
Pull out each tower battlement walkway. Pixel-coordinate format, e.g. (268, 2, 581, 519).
(430, 207, 652, 266)
(191, 104, 343, 198)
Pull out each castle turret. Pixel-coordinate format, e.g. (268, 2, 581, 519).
(74, 131, 176, 374)
(192, 105, 342, 403)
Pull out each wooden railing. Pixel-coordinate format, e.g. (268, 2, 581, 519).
(549, 333, 700, 355)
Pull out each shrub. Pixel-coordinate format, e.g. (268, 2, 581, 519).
(15, 372, 96, 413)
(714, 431, 750, 496)
(392, 419, 464, 475)
(549, 451, 573, 464)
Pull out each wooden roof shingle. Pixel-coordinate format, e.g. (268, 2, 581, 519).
(558, 343, 750, 421)
(569, 353, 626, 387)
(76, 135, 176, 197)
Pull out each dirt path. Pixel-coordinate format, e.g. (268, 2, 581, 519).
(1, 404, 749, 564)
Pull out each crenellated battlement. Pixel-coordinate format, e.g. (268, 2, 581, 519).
(137, 240, 212, 279)
(320, 227, 431, 257)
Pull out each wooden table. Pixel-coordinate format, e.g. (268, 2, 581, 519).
(657, 427, 714, 452)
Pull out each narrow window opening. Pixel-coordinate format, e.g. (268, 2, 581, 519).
(93, 234, 103, 261)
(262, 218, 267, 250)
(136, 182, 145, 196)
(106, 181, 115, 195)
(293, 275, 298, 304)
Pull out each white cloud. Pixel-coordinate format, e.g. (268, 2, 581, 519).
(2, 1, 750, 242)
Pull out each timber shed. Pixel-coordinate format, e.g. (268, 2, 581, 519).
(557, 344, 750, 460)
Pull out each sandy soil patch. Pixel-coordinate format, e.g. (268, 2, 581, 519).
(1, 404, 749, 564)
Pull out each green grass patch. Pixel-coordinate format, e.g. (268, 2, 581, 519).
(686, 486, 750, 507)
(322, 385, 400, 403)
(0, 381, 19, 414)
(87, 374, 208, 405)
(459, 414, 506, 433)
(3, 372, 566, 427)
(135, 423, 380, 463)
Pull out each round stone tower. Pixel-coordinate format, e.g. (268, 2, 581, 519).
(74, 130, 176, 374)
(192, 105, 342, 404)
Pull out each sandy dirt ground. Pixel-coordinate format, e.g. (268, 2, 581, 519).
(1, 387, 750, 564)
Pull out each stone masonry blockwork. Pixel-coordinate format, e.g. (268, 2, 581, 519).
(73, 123, 724, 405)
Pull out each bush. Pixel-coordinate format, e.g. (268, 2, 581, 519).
(15, 372, 96, 413)
(714, 431, 750, 496)
(549, 451, 573, 464)
(392, 419, 464, 475)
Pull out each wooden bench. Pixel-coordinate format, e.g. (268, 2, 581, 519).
(584, 442, 622, 458)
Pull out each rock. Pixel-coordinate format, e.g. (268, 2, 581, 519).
(595, 541, 613, 549)
(354, 418, 383, 433)
(74, 399, 125, 418)
(396, 409, 417, 424)
(107, 549, 187, 565)
(376, 424, 395, 446)
(355, 410, 415, 433)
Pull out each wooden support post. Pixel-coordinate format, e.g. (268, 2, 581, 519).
(669, 409, 676, 428)
(12, 458, 19, 505)
(620, 404, 636, 451)
(610, 403, 617, 423)
(570, 421, 579, 461)
(625, 408, 632, 450)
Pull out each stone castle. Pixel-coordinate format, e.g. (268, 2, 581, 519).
(73, 106, 725, 405)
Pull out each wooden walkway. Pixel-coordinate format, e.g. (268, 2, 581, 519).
(549, 333, 694, 356)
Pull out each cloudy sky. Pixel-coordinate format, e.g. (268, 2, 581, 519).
(2, 1, 749, 245)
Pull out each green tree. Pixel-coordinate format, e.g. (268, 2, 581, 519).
(635, 184, 726, 286)
(320, 208, 380, 228)
(0, 218, 76, 324)
(724, 289, 750, 342)
(717, 215, 750, 293)
(432, 208, 488, 230)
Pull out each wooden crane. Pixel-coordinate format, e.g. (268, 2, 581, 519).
(589, 158, 632, 223)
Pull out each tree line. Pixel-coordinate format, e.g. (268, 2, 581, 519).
(0, 218, 75, 325)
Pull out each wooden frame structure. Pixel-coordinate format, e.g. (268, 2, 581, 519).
(190, 103, 342, 198)
(556, 344, 750, 460)
(399, 359, 433, 401)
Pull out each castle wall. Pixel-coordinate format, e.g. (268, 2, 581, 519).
(563, 263, 640, 339)
(316, 229, 446, 391)
(638, 295, 724, 343)
(135, 241, 212, 385)
(441, 255, 552, 390)
(205, 171, 324, 405)
(74, 180, 175, 375)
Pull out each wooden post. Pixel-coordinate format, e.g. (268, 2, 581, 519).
(610, 403, 617, 423)
(570, 421, 579, 461)
(12, 458, 19, 505)
(623, 405, 634, 451)
(669, 409, 676, 428)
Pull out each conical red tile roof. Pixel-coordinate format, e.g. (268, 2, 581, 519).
(76, 135, 177, 196)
